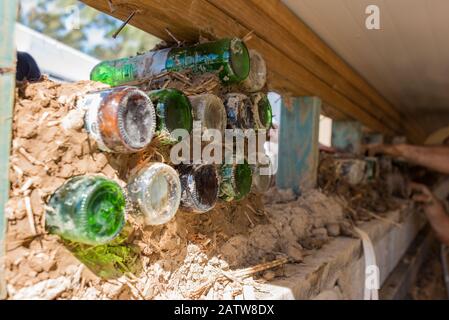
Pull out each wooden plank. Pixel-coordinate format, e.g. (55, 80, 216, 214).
(362, 132, 384, 146)
(321, 103, 347, 121)
(277, 96, 321, 194)
(207, 0, 403, 138)
(380, 226, 434, 300)
(332, 121, 363, 154)
(0, 0, 18, 299)
(81, 0, 398, 136)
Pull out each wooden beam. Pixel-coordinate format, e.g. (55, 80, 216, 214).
(277, 96, 321, 194)
(321, 103, 347, 121)
(0, 0, 18, 299)
(81, 0, 399, 136)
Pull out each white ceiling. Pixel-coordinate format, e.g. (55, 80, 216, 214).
(283, 0, 449, 137)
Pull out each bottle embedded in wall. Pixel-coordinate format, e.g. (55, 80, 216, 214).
(45, 176, 126, 245)
(90, 38, 250, 86)
(188, 93, 227, 135)
(223, 92, 273, 131)
(127, 162, 181, 225)
(239, 49, 267, 93)
(249, 92, 273, 131)
(219, 159, 253, 202)
(177, 164, 220, 213)
(79, 86, 156, 153)
(147, 88, 193, 144)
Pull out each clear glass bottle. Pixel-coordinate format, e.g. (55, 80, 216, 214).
(91, 38, 250, 86)
(127, 162, 181, 225)
(219, 160, 253, 202)
(45, 176, 126, 245)
(177, 164, 219, 213)
(147, 89, 193, 142)
(79, 86, 156, 153)
(188, 93, 227, 134)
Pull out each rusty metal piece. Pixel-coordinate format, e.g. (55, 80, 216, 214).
(112, 10, 137, 39)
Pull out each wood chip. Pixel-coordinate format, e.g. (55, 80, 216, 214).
(24, 197, 37, 235)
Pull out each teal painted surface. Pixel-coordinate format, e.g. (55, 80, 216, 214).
(332, 121, 362, 154)
(0, 0, 18, 299)
(277, 97, 321, 195)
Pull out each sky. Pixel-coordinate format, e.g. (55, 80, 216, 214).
(17, 0, 160, 60)
(19, 0, 112, 48)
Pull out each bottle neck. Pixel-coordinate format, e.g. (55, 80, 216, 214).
(90, 49, 170, 86)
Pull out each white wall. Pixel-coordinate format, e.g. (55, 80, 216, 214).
(15, 23, 99, 82)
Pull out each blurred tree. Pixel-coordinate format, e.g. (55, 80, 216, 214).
(18, 0, 160, 60)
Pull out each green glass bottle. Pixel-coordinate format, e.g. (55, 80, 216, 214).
(250, 92, 273, 130)
(219, 160, 253, 202)
(90, 38, 250, 86)
(147, 89, 193, 142)
(45, 176, 126, 245)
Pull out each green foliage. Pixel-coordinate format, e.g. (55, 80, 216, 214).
(19, 0, 160, 60)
